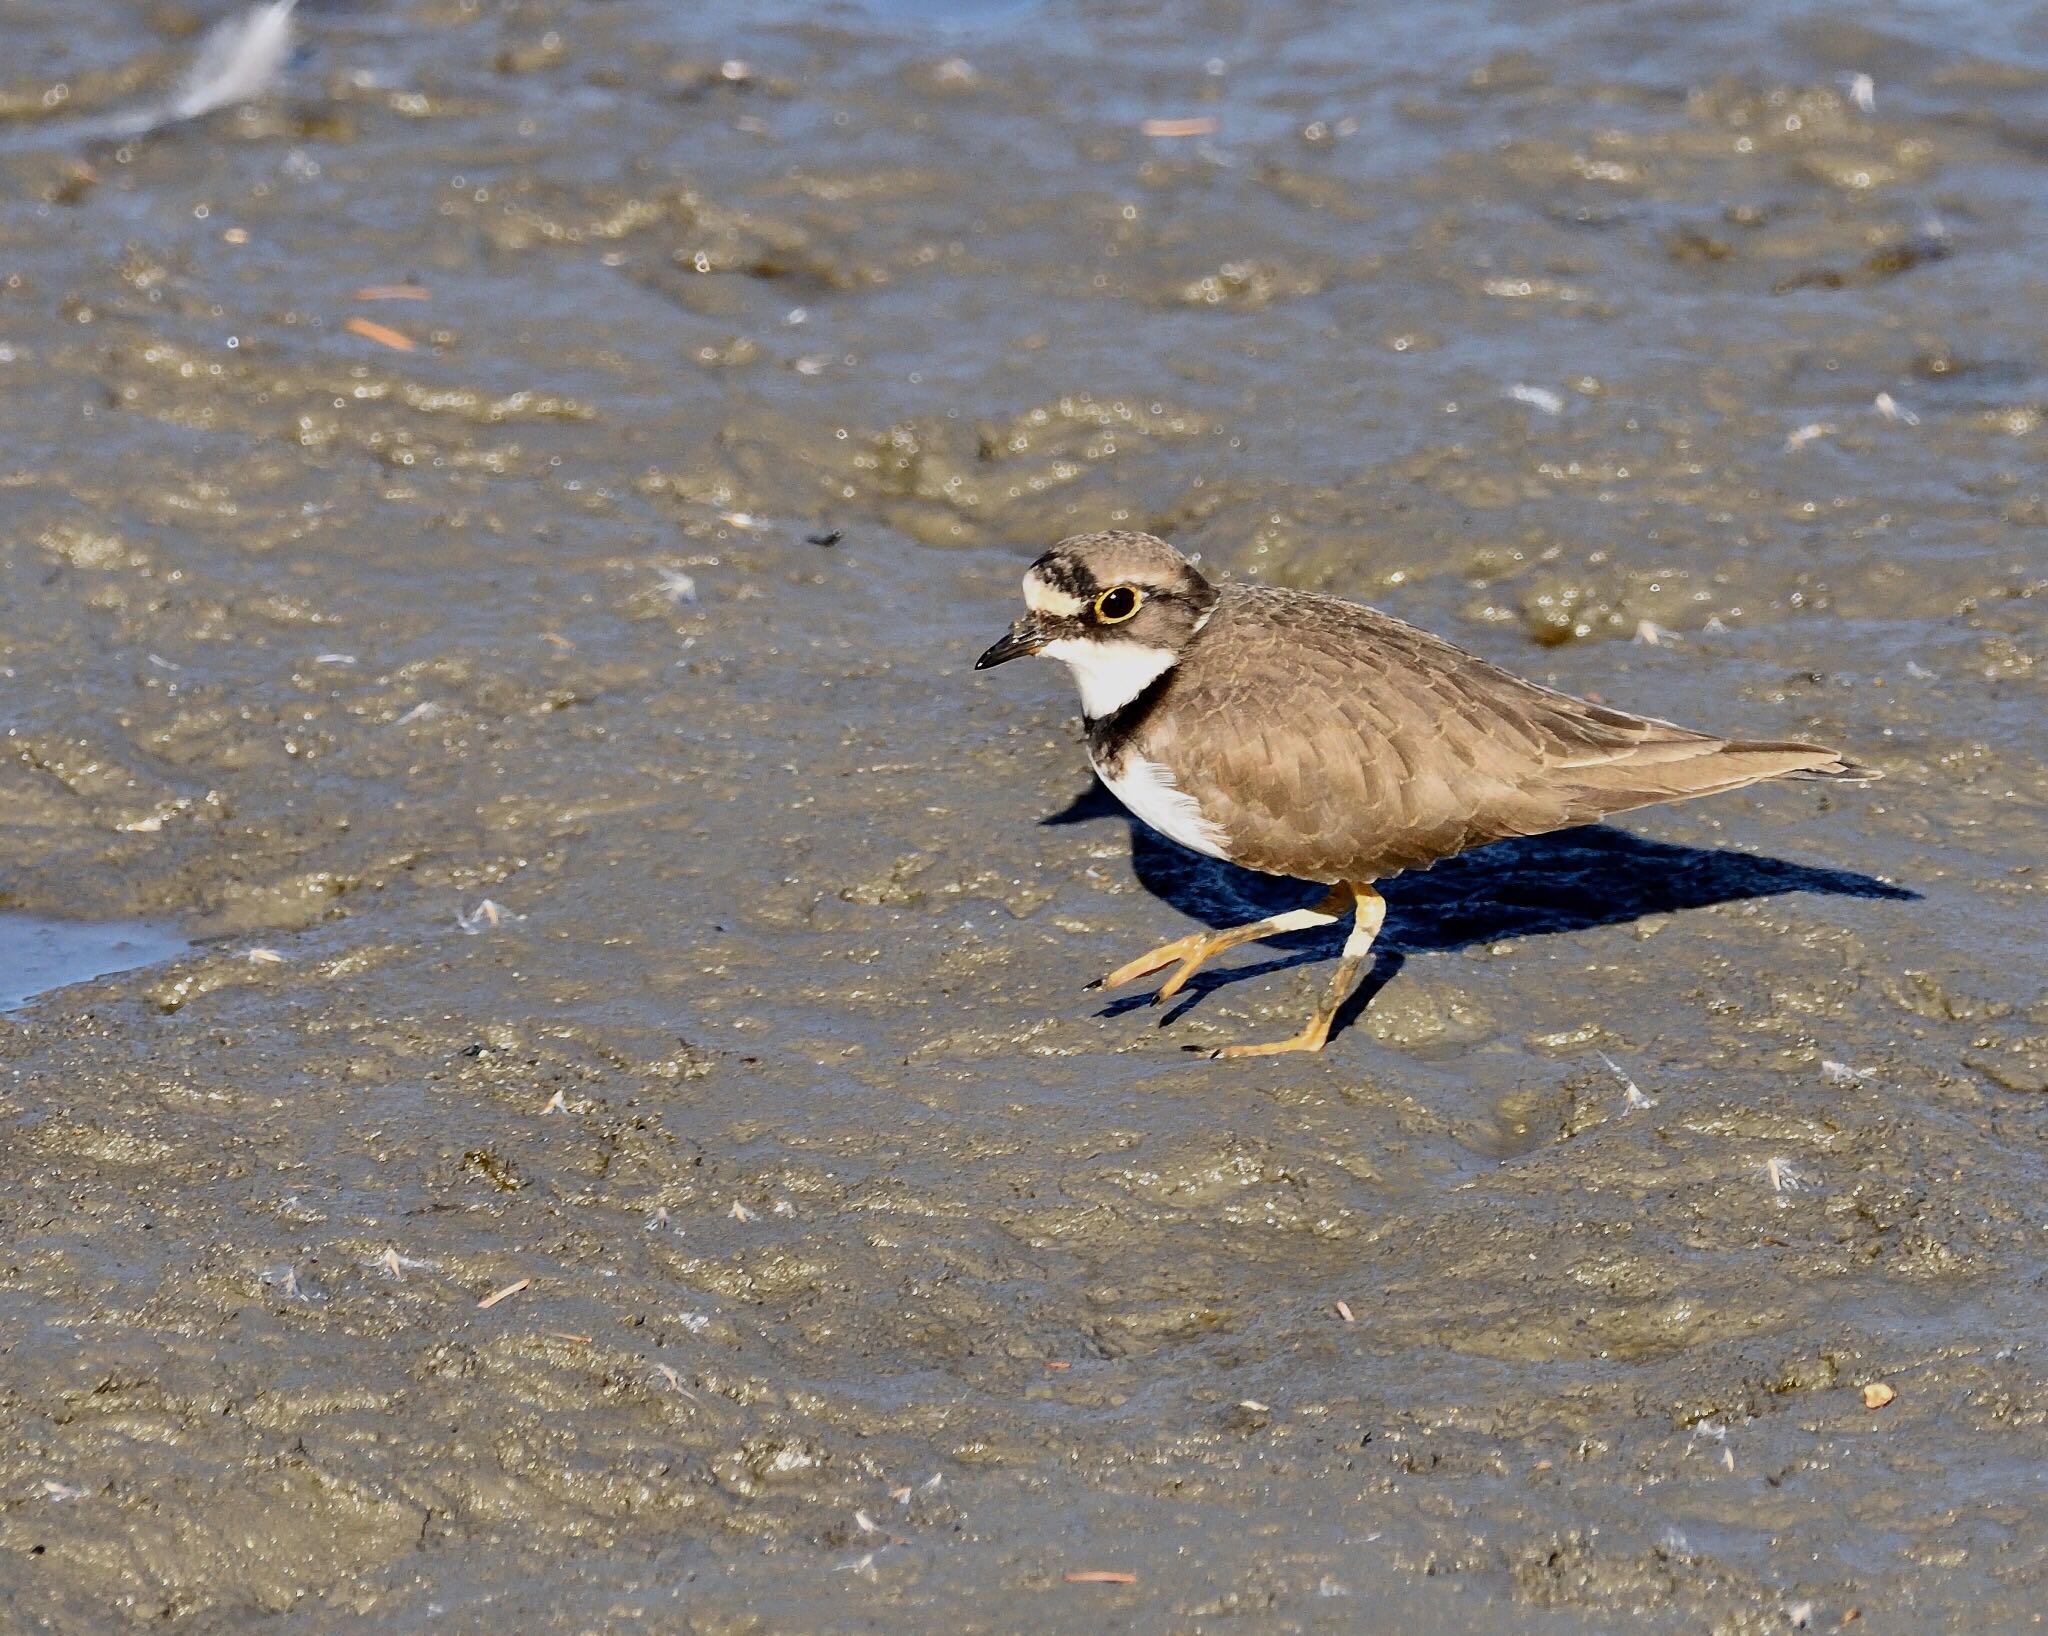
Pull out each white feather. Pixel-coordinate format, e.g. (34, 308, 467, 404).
(1094, 752, 1229, 860)
(1022, 572, 1085, 617)
(1040, 637, 1176, 719)
(168, 0, 299, 123)
(0, 0, 300, 148)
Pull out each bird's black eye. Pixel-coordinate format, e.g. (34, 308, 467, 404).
(1094, 585, 1142, 624)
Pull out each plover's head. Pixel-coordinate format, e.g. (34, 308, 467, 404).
(974, 531, 1219, 719)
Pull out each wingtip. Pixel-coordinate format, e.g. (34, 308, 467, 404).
(1719, 740, 1883, 783)
(1791, 757, 1882, 782)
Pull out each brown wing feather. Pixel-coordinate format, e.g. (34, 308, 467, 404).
(1133, 586, 1868, 883)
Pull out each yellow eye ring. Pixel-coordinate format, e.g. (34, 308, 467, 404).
(1093, 585, 1142, 624)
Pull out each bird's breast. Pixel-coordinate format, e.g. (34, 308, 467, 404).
(1091, 746, 1232, 861)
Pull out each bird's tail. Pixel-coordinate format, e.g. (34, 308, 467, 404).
(1556, 736, 1880, 824)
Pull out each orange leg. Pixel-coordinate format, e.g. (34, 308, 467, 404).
(1088, 885, 1354, 1003)
(1204, 884, 1386, 1059)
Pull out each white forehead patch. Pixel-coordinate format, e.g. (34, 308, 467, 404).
(1023, 570, 1086, 618)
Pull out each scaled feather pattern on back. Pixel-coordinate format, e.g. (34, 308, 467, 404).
(1093, 584, 1872, 883)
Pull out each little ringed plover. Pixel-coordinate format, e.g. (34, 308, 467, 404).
(975, 530, 1878, 1059)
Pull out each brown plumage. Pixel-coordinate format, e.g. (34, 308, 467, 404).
(1103, 581, 1871, 884)
(976, 531, 1878, 1057)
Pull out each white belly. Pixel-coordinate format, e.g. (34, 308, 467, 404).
(1094, 752, 1231, 861)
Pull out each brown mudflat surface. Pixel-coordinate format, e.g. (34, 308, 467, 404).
(0, 1, 2042, 1630)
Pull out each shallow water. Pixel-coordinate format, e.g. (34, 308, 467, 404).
(0, 913, 188, 1013)
(0, 0, 2043, 1629)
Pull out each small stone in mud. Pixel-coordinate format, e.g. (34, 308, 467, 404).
(1862, 1382, 1896, 1410)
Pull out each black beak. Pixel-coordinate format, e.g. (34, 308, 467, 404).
(975, 615, 1047, 670)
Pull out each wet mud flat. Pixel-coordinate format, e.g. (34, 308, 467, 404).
(0, 0, 2044, 1629)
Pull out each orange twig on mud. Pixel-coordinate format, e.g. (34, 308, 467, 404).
(345, 316, 417, 351)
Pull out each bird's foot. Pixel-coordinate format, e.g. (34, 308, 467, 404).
(1085, 932, 1208, 994)
(1187, 1021, 1333, 1060)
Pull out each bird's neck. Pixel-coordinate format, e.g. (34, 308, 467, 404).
(1042, 638, 1178, 720)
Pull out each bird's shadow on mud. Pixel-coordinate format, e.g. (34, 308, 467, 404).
(1042, 782, 1917, 1040)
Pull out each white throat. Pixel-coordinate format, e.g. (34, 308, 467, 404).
(1041, 637, 1176, 719)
